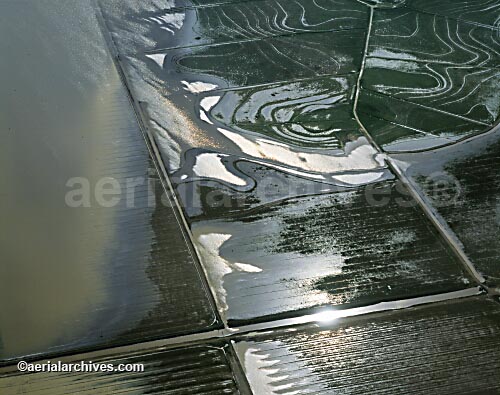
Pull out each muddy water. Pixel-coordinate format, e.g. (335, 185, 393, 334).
(0, 0, 115, 359)
(0, 0, 215, 360)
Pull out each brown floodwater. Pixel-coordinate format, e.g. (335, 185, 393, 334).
(0, 0, 216, 360)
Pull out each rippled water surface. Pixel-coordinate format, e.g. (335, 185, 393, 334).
(235, 297, 500, 394)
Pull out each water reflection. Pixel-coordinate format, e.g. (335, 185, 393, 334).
(393, 126, 500, 279)
(191, 181, 471, 324)
(235, 297, 500, 394)
(99, 0, 485, 326)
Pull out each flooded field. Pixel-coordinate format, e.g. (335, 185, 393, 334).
(1, 0, 499, 393)
(99, 0, 499, 323)
(0, 0, 217, 360)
